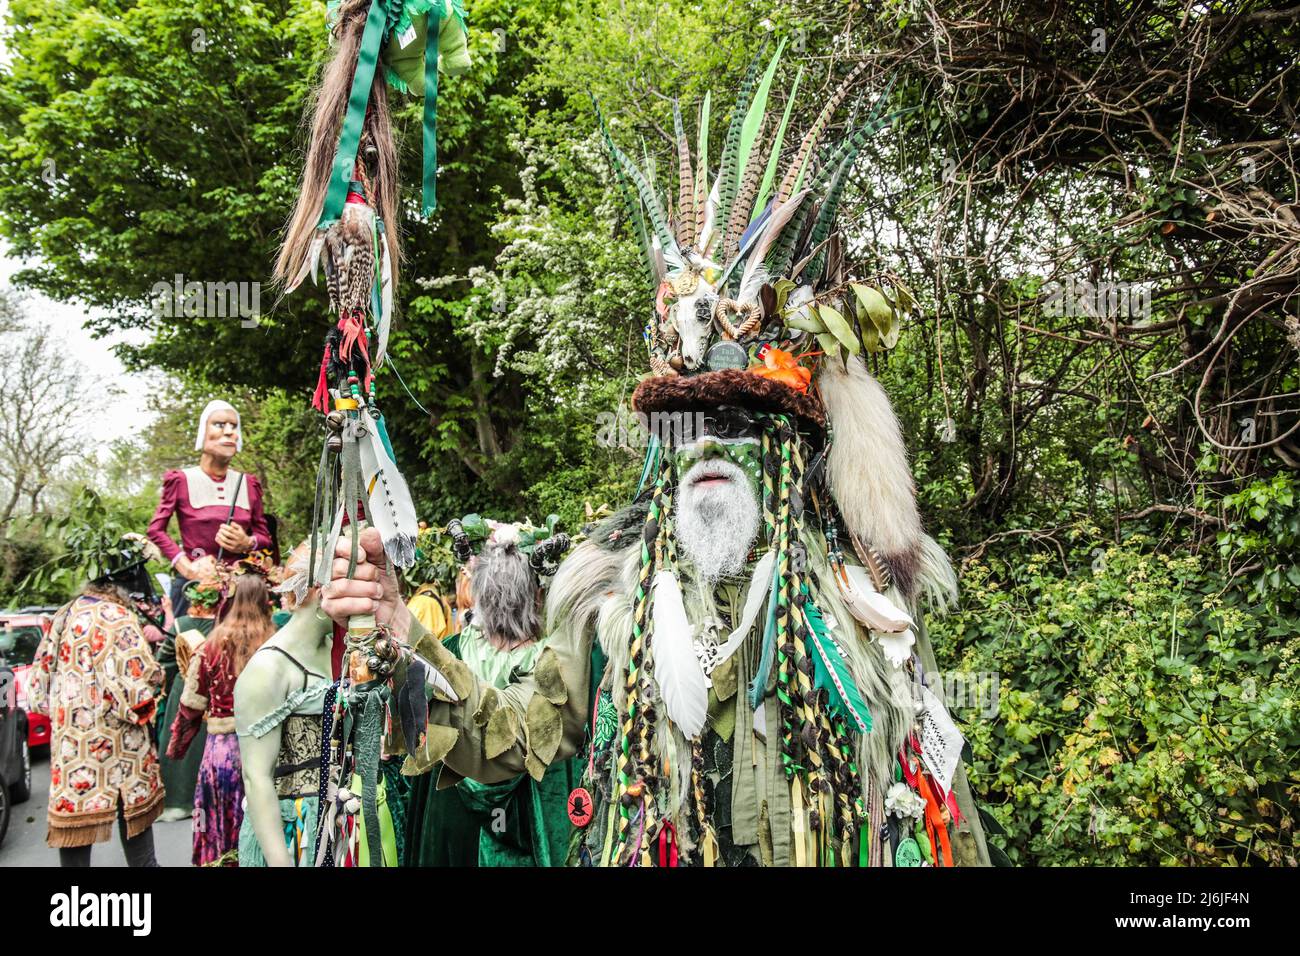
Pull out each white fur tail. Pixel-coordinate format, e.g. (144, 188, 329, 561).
(819, 355, 924, 592)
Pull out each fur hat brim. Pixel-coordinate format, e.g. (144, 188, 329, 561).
(631, 370, 826, 429)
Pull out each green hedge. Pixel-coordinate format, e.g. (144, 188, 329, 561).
(931, 478, 1299, 865)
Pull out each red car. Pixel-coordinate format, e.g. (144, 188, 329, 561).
(0, 612, 54, 751)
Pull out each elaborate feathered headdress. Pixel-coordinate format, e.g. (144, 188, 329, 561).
(446, 513, 574, 576)
(599, 43, 951, 604)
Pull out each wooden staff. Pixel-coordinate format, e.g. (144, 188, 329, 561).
(215, 470, 247, 562)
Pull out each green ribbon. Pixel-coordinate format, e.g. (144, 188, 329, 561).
(317, 0, 392, 228)
(422, 7, 444, 215)
(354, 680, 391, 866)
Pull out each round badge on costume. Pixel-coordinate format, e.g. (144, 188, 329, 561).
(706, 340, 748, 371)
(567, 787, 594, 827)
(895, 836, 924, 866)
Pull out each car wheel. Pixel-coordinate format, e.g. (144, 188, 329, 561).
(10, 737, 31, 804)
(0, 770, 10, 847)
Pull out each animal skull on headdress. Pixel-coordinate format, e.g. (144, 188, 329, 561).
(662, 269, 719, 371)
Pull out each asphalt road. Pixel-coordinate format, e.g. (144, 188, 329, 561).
(0, 749, 193, 867)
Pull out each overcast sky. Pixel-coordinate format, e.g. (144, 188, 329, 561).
(0, 1, 158, 445)
(0, 245, 159, 446)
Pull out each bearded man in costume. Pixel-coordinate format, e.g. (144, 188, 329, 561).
(322, 50, 991, 866)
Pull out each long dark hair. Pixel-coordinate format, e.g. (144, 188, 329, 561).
(208, 573, 274, 678)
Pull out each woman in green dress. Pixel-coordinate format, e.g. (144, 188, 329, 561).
(405, 518, 577, 866)
(156, 579, 221, 822)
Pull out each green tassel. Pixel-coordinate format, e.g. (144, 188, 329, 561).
(635, 433, 660, 499)
(421, 7, 443, 215)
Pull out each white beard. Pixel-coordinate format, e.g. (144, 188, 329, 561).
(675, 458, 761, 583)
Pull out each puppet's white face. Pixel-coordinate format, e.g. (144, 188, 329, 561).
(668, 273, 718, 371)
(203, 410, 240, 459)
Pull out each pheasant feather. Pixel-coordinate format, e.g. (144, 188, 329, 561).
(723, 117, 768, 263)
(712, 47, 766, 253)
(593, 98, 658, 281)
(776, 60, 869, 203)
(798, 153, 854, 283)
(673, 100, 696, 250)
(695, 92, 711, 244)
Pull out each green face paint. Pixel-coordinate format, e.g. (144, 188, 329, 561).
(673, 437, 763, 490)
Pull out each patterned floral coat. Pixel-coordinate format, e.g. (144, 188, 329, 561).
(29, 594, 166, 847)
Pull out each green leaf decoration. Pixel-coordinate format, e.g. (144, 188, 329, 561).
(818, 304, 860, 355)
(860, 319, 880, 353)
(816, 331, 842, 363)
(852, 283, 892, 326)
(458, 513, 489, 540)
(772, 277, 796, 315)
(785, 301, 825, 334)
(851, 283, 900, 350)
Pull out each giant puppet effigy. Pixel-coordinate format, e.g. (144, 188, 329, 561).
(320, 44, 993, 867)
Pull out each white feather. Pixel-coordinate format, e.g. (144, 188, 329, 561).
(835, 563, 914, 633)
(650, 569, 708, 737)
(287, 232, 326, 294)
(414, 653, 460, 702)
(357, 418, 419, 568)
(712, 549, 775, 668)
(374, 225, 392, 369)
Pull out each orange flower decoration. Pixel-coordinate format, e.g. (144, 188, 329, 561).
(749, 347, 818, 393)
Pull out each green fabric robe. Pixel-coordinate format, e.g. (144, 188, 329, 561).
(157, 614, 215, 811)
(403, 627, 580, 866)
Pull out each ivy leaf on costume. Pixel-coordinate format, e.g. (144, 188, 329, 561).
(458, 513, 489, 541)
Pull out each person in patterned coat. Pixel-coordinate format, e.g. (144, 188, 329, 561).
(29, 539, 167, 866)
